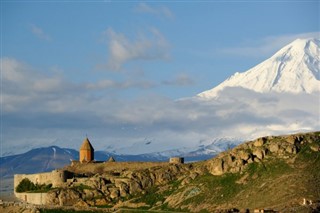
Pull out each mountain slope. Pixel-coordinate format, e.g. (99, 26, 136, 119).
(0, 146, 78, 178)
(198, 38, 320, 99)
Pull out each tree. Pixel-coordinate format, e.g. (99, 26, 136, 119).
(16, 178, 53, 192)
(16, 178, 36, 192)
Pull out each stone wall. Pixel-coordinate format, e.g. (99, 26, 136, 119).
(14, 192, 48, 205)
(169, 157, 184, 164)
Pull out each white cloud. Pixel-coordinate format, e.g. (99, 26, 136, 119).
(33, 78, 65, 92)
(1, 57, 33, 83)
(134, 3, 174, 19)
(86, 79, 116, 90)
(2, 57, 319, 156)
(162, 73, 195, 86)
(103, 28, 170, 71)
(220, 32, 320, 58)
(86, 79, 155, 90)
(30, 24, 52, 41)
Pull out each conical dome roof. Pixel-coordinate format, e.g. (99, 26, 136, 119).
(80, 137, 94, 151)
(107, 156, 115, 162)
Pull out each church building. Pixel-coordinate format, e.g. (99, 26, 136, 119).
(79, 137, 94, 162)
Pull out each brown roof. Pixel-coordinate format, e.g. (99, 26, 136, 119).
(107, 156, 115, 162)
(80, 137, 94, 151)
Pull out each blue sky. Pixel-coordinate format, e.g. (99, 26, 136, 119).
(1, 1, 319, 155)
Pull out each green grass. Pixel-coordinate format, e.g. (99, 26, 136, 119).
(39, 208, 104, 213)
(296, 143, 320, 162)
(95, 204, 114, 208)
(160, 202, 189, 212)
(181, 172, 242, 206)
(71, 183, 93, 192)
(132, 180, 181, 208)
(179, 156, 297, 208)
(246, 158, 293, 178)
(133, 186, 162, 206)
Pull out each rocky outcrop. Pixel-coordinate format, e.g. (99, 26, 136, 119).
(46, 188, 84, 206)
(42, 163, 195, 207)
(207, 132, 320, 176)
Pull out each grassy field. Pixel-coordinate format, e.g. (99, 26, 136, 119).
(172, 144, 320, 211)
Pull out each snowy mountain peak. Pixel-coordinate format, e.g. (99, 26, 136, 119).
(198, 38, 320, 99)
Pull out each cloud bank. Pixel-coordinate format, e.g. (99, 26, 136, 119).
(2, 57, 319, 155)
(102, 28, 170, 71)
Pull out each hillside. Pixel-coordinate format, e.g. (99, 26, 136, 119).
(0, 146, 78, 179)
(11, 131, 319, 212)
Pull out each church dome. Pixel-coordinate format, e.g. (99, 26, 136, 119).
(80, 137, 94, 151)
(79, 137, 94, 163)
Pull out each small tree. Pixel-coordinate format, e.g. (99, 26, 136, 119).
(16, 178, 36, 192)
(16, 178, 53, 192)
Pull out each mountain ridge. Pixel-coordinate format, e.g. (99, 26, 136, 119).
(198, 38, 320, 99)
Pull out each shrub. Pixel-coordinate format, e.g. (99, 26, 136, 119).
(16, 178, 36, 192)
(72, 183, 93, 191)
(16, 178, 52, 193)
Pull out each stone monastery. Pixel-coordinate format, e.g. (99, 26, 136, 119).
(13, 137, 184, 205)
(13, 137, 96, 204)
(14, 137, 96, 186)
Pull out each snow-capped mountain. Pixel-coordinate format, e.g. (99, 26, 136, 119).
(107, 137, 241, 162)
(198, 38, 320, 99)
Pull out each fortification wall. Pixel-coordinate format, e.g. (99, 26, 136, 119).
(14, 192, 48, 205)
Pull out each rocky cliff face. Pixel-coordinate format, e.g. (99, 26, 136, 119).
(28, 131, 320, 212)
(45, 162, 200, 207)
(207, 132, 319, 176)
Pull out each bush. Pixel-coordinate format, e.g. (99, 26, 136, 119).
(16, 178, 36, 192)
(72, 183, 93, 191)
(16, 178, 52, 193)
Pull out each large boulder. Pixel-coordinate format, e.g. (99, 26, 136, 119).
(58, 189, 82, 206)
(238, 150, 251, 161)
(109, 187, 120, 199)
(252, 148, 265, 160)
(129, 180, 142, 195)
(154, 170, 174, 184)
(46, 190, 60, 205)
(310, 144, 320, 152)
(208, 158, 224, 175)
(253, 137, 266, 147)
(286, 136, 298, 144)
(269, 143, 280, 153)
(285, 145, 297, 154)
(82, 189, 94, 200)
(115, 181, 129, 197)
